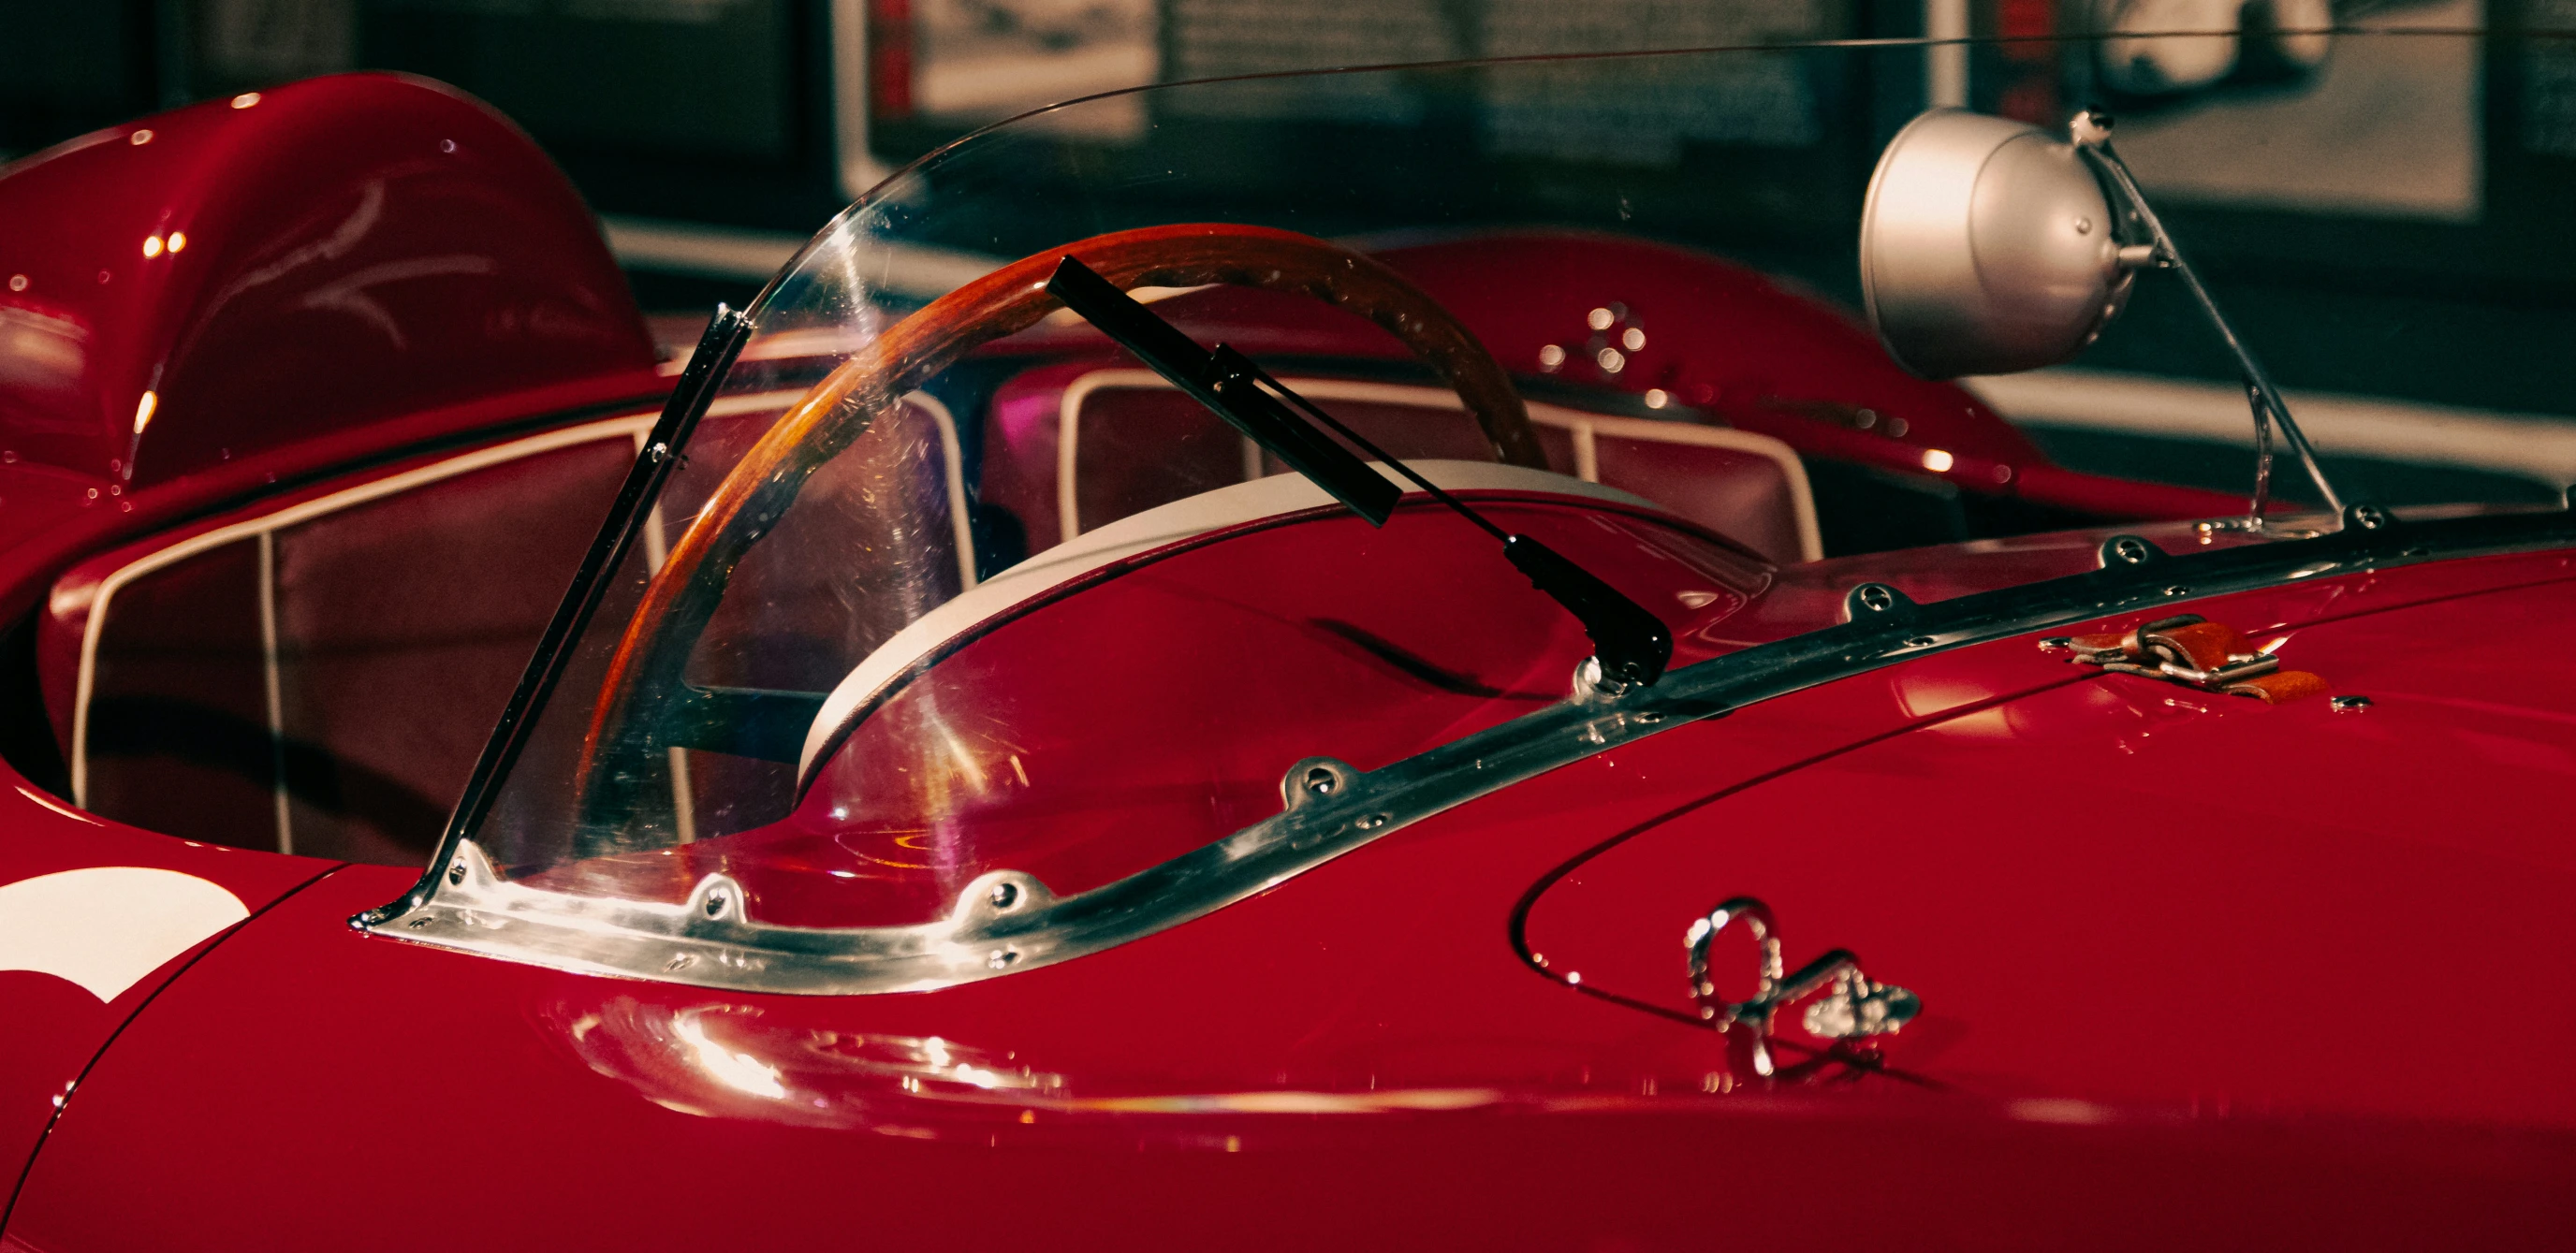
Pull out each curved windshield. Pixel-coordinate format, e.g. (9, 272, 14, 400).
(421, 30, 2566, 946)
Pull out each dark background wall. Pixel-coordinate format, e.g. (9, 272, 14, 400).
(7, 1, 2575, 504)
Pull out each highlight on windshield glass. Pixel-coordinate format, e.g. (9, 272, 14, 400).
(5, 9, 2576, 1245)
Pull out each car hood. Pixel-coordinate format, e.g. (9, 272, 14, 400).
(1523, 546, 2576, 1130)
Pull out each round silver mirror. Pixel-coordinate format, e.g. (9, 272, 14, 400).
(1860, 109, 2136, 380)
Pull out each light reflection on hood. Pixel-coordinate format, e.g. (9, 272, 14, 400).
(538, 995, 1914, 1149)
(549, 998, 1067, 1129)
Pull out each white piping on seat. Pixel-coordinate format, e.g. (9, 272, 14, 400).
(71, 413, 655, 809)
(1051, 372, 1822, 561)
(64, 389, 831, 811)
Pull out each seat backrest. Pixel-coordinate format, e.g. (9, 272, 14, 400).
(41, 418, 643, 864)
(977, 367, 1819, 563)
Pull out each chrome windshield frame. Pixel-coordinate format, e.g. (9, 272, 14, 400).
(357, 502, 2576, 995)
(351, 307, 754, 937)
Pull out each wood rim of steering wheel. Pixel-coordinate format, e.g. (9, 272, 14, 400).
(575, 222, 1543, 819)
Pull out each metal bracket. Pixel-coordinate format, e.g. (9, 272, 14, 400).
(1685, 896, 1919, 1078)
(2071, 109, 2348, 527)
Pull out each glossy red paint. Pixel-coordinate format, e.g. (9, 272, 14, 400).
(6, 71, 2573, 1249)
(0, 462, 110, 557)
(0, 72, 655, 488)
(1380, 232, 2045, 461)
(21, 542, 2576, 1246)
(0, 787, 335, 1214)
(0, 105, 659, 1191)
(0, 372, 656, 1219)
(1527, 548, 2576, 1129)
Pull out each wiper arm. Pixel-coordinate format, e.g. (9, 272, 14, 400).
(1046, 256, 1673, 690)
(1045, 255, 1400, 524)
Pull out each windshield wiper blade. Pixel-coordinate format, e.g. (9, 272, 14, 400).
(1045, 256, 1398, 524)
(1046, 256, 1673, 690)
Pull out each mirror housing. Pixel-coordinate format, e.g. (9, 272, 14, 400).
(1860, 109, 2137, 380)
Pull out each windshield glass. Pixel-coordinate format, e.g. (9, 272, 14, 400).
(439, 30, 2566, 941)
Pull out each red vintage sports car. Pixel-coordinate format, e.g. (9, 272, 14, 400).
(2, 36, 2570, 1249)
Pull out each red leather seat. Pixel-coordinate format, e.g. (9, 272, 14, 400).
(42, 428, 637, 863)
(977, 364, 1818, 564)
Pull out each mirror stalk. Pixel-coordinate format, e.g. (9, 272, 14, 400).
(2072, 110, 2347, 526)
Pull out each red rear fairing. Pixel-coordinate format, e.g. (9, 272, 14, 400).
(0, 73, 654, 488)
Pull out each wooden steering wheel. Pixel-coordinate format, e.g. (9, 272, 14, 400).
(578, 223, 1544, 818)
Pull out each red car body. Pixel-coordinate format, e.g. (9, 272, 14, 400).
(2, 74, 2571, 1248)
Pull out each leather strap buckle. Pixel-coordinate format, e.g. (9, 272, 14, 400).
(2051, 613, 2328, 705)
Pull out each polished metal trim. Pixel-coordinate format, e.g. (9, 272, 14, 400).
(359, 503, 2576, 995)
(356, 308, 755, 939)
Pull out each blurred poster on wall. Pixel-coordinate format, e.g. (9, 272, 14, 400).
(196, 0, 359, 93)
(2086, 0, 2482, 220)
(1150, 0, 1835, 155)
(904, 0, 1157, 135)
(2524, 0, 2576, 156)
(1478, 0, 1829, 162)
(1160, 0, 1459, 124)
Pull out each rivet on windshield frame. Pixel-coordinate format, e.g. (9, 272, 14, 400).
(2113, 537, 2150, 564)
(666, 954, 695, 972)
(2039, 636, 2073, 651)
(1906, 635, 1936, 648)
(1304, 766, 1338, 796)
(2353, 505, 2391, 530)
(987, 949, 1020, 969)
(705, 891, 728, 917)
(1355, 813, 1388, 831)
(446, 861, 465, 885)
(2331, 694, 2374, 712)
(988, 881, 1020, 910)
(2164, 585, 2192, 596)
(1855, 584, 1895, 613)
(406, 917, 430, 929)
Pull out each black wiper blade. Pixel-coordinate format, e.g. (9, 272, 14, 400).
(1499, 535, 1674, 689)
(1046, 257, 1398, 525)
(1045, 255, 1672, 689)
